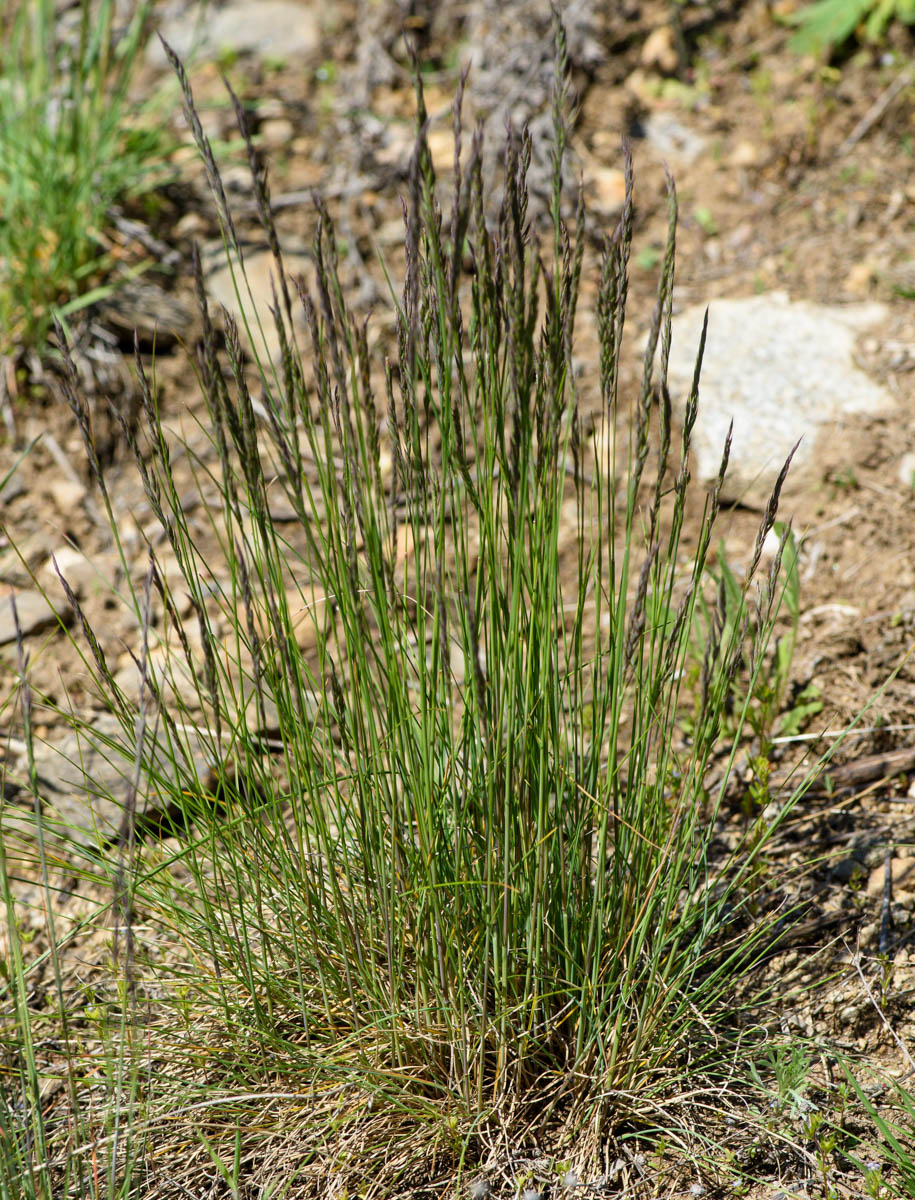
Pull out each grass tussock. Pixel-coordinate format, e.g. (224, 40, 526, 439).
(0, 17, 834, 1199)
(0, 0, 172, 355)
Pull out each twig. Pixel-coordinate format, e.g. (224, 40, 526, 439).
(105, 205, 182, 268)
(773, 724, 915, 745)
(235, 178, 373, 215)
(838, 65, 915, 157)
(879, 846, 894, 957)
(851, 946, 915, 1079)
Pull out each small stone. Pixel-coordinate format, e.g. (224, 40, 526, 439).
(728, 222, 754, 249)
(377, 443, 394, 486)
(173, 211, 207, 239)
(866, 855, 915, 898)
(426, 128, 455, 172)
(46, 479, 86, 512)
(730, 140, 759, 167)
(859, 921, 879, 946)
(845, 260, 875, 295)
(589, 166, 627, 213)
(898, 453, 915, 489)
(374, 124, 414, 170)
(221, 165, 253, 193)
(375, 218, 406, 247)
(449, 641, 466, 685)
(0, 472, 24, 504)
(641, 24, 679, 74)
(0, 590, 65, 645)
(286, 586, 333, 653)
(259, 117, 295, 148)
(624, 68, 657, 105)
(640, 111, 707, 164)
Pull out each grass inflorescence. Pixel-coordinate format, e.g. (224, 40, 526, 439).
(0, 17, 845, 1198)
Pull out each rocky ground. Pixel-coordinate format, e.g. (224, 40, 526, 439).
(2, 0, 915, 1195)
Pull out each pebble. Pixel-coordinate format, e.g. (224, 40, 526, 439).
(640, 24, 678, 74)
(45, 479, 87, 512)
(425, 128, 455, 172)
(286, 586, 334, 653)
(898, 452, 915, 489)
(729, 140, 759, 167)
(589, 166, 627, 213)
(866, 856, 915, 898)
(206, 247, 312, 364)
(259, 117, 296, 148)
(0, 589, 66, 645)
(0, 472, 24, 504)
(639, 111, 707, 165)
(844, 260, 875, 295)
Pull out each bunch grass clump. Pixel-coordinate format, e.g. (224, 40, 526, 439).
(0, 0, 171, 355)
(1, 20, 809, 1197)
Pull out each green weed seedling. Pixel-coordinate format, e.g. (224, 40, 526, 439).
(689, 524, 821, 756)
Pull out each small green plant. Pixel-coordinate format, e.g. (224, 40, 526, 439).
(784, 0, 915, 54)
(804, 1109, 841, 1198)
(751, 1042, 817, 1122)
(842, 1066, 915, 1197)
(0, 0, 175, 355)
(690, 525, 821, 747)
(694, 205, 717, 236)
(830, 464, 860, 492)
(636, 244, 662, 271)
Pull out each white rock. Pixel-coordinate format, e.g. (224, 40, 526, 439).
(149, 0, 321, 68)
(589, 165, 627, 213)
(657, 292, 891, 508)
(898, 452, 915, 489)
